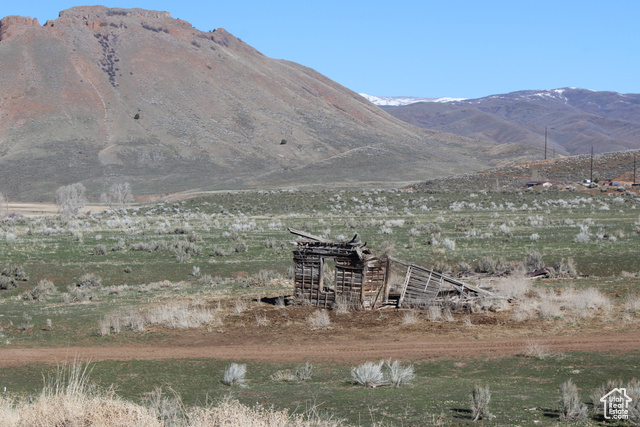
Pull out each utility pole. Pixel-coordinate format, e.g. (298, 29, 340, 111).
(634, 153, 637, 185)
(544, 127, 547, 160)
(590, 146, 594, 182)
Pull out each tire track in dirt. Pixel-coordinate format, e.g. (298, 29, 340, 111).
(1, 331, 638, 367)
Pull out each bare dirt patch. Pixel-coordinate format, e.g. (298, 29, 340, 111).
(1, 304, 638, 367)
(5, 203, 109, 216)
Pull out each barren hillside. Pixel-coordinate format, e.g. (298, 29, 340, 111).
(0, 6, 506, 201)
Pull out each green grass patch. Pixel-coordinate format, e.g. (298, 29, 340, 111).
(2, 352, 638, 426)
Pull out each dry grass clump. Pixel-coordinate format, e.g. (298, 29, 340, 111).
(402, 310, 419, 325)
(525, 250, 545, 270)
(99, 301, 222, 335)
(197, 274, 215, 286)
(333, 296, 351, 315)
(557, 258, 578, 277)
(538, 298, 563, 319)
(567, 287, 611, 317)
(427, 304, 442, 322)
(441, 305, 455, 322)
(270, 362, 313, 383)
(625, 293, 640, 313)
(307, 310, 331, 328)
(255, 312, 270, 326)
(146, 301, 221, 329)
(0, 361, 163, 427)
(512, 285, 612, 321)
(385, 360, 415, 387)
(491, 276, 530, 300)
(233, 299, 247, 314)
(0, 361, 336, 426)
(522, 340, 552, 360)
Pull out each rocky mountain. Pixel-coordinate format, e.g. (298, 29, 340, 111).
(381, 88, 640, 158)
(0, 6, 507, 201)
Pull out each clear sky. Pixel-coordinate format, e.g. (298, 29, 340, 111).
(4, 0, 639, 99)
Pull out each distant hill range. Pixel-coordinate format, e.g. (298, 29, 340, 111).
(375, 88, 640, 158)
(0, 6, 518, 201)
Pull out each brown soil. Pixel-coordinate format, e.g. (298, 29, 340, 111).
(1, 305, 638, 367)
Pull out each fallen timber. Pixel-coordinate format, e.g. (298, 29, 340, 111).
(289, 228, 493, 310)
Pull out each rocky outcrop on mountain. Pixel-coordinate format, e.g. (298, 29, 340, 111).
(0, 6, 503, 201)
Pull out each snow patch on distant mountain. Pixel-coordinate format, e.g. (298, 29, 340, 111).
(360, 93, 466, 106)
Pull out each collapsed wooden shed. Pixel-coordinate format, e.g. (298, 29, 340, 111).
(290, 228, 492, 310)
(290, 228, 388, 309)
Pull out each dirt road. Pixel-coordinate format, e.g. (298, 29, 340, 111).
(1, 331, 637, 367)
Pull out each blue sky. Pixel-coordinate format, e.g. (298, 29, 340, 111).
(5, 0, 639, 99)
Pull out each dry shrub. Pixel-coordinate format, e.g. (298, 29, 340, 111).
(590, 379, 624, 417)
(476, 256, 508, 275)
(427, 304, 442, 322)
(270, 370, 298, 383)
(523, 341, 551, 359)
(511, 298, 538, 322)
(0, 363, 339, 426)
(470, 384, 494, 421)
(222, 363, 246, 386)
(146, 302, 220, 329)
(233, 299, 247, 314)
(197, 274, 215, 286)
(539, 298, 563, 319)
(491, 276, 530, 300)
(455, 261, 473, 277)
(76, 273, 102, 289)
(22, 279, 57, 301)
(558, 258, 578, 277)
(99, 301, 222, 335)
(385, 360, 415, 387)
(625, 293, 640, 313)
(351, 359, 414, 388)
(442, 305, 455, 322)
(560, 287, 611, 318)
(559, 379, 587, 420)
(270, 362, 313, 383)
(525, 250, 545, 270)
(255, 312, 269, 326)
(307, 310, 331, 328)
(402, 310, 419, 325)
(378, 241, 395, 258)
(333, 295, 351, 315)
(4, 360, 162, 427)
(187, 396, 332, 426)
(351, 361, 384, 388)
(295, 361, 313, 382)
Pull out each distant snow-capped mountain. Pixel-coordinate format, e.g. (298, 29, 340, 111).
(380, 87, 640, 156)
(359, 93, 466, 106)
